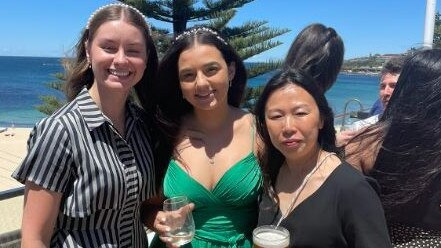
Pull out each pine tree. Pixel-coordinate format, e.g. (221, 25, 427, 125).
(38, 0, 288, 114)
(122, 0, 289, 110)
(122, 0, 288, 76)
(36, 72, 66, 115)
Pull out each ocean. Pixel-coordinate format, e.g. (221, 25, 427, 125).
(0, 56, 379, 128)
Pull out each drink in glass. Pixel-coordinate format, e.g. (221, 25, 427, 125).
(253, 225, 290, 248)
(163, 196, 195, 246)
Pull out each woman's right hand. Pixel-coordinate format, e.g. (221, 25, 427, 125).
(153, 203, 195, 248)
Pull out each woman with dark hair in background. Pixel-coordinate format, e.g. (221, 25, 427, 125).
(255, 68, 391, 247)
(346, 49, 441, 247)
(284, 23, 356, 149)
(147, 26, 262, 247)
(12, 3, 159, 247)
(283, 23, 344, 92)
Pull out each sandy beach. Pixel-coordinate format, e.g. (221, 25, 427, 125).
(0, 127, 30, 191)
(0, 127, 156, 243)
(0, 127, 31, 235)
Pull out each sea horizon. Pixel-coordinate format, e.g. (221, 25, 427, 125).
(0, 56, 379, 128)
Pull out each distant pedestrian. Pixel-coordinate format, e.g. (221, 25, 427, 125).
(337, 57, 404, 147)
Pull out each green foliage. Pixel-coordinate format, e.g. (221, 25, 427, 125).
(341, 55, 387, 73)
(36, 95, 65, 115)
(45, 74, 66, 91)
(120, 0, 289, 110)
(242, 85, 264, 112)
(35, 72, 67, 115)
(124, 0, 254, 33)
(151, 26, 173, 58)
(246, 61, 281, 78)
(39, 0, 289, 114)
(122, 0, 289, 75)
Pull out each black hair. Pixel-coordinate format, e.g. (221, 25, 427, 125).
(371, 49, 441, 222)
(254, 68, 340, 200)
(283, 23, 344, 92)
(153, 26, 247, 169)
(380, 56, 404, 77)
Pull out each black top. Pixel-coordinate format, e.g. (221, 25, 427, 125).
(258, 162, 391, 248)
(13, 88, 156, 248)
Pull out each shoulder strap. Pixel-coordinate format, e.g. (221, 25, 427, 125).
(250, 115, 256, 152)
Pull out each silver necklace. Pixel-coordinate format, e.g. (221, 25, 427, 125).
(276, 151, 336, 226)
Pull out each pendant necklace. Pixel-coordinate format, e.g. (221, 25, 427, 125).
(276, 151, 336, 227)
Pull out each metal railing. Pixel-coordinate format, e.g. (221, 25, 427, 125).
(0, 187, 24, 248)
(337, 98, 371, 131)
(0, 187, 24, 201)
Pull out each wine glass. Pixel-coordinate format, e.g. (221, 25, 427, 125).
(163, 196, 195, 246)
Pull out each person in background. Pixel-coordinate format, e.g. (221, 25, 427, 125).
(337, 57, 404, 147)
(283, 23, 354, 150)
(283, 23, 344, 92)
(255, 68, 391, 247)
(147, 26, 262, 247)
(377, 57, 404, 113)
(369, 98, 384, 116)
(345, 49, 441, 246)
(12, 3, 159, 247)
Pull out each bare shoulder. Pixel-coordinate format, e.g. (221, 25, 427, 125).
(230, 108, 254, 127)
(345, 130, 383, 174)
(233, 109, 263, 155)
(232, 107, 252, 119)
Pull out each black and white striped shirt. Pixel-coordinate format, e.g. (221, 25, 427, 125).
(13, 88, 156, 247)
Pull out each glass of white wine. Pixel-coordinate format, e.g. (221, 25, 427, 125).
(163, 196, 195, 246)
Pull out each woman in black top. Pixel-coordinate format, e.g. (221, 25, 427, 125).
(13, 3, 160, 247)
(254, 69, 391, 247)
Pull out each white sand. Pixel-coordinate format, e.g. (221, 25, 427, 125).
(0, 127, 31, 191)
(0, 127, 30, 234)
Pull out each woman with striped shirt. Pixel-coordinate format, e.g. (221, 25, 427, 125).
(12, 3, 159, 247)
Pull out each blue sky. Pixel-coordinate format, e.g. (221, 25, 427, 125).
(1, 1, 439, 61)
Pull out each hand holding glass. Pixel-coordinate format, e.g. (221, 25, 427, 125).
(163, 196, 195, 246)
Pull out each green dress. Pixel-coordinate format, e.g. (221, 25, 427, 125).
(151, 152, 262, 248)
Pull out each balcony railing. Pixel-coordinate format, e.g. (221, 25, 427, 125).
(0, 187, 24, 248)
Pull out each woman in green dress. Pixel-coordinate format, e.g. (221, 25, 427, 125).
(144, 26, 262, 247)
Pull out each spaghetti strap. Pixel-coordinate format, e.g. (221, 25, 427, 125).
(250, 117, 256, 152)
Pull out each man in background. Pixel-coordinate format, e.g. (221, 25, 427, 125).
(337, 56, 404, 146)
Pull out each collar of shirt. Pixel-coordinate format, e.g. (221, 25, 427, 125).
(75, 87, 140, 134)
